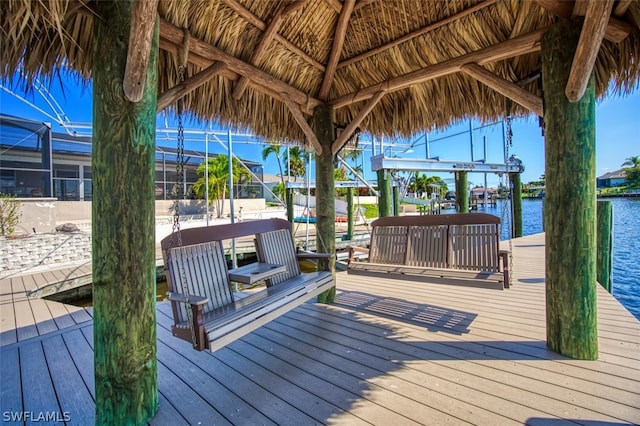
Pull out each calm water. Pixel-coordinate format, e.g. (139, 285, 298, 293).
(464, 198, 640, 320)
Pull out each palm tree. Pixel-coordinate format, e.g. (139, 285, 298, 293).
(283, 146, 307, 181)
(192, 155, 250, 218)
(622, 156, 640, 187)
(262, 141, 285, 187)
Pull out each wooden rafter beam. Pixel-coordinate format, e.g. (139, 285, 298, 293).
(318, 0, 355, 101)
(460, 64, 543, 117)
(160, 37, 302, 112)
(332, 91, 386, 155)
(159, 18, 321, 114)
(329, 27, 546, 109)
(533, 0, 632, 42)
(281, 92, 322, 155)
(222, 0, 324, 72)
(123, 0, 159, 103)
(157, 62, 227, 112)
(233, 0, 306, 100)
(337, 0, 498, 70)
(566, 0, 615, 102)
(614, 0, 633, 16)
(571, 0, 588, 17)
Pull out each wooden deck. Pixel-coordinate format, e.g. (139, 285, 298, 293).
(1, 233, 639, 425)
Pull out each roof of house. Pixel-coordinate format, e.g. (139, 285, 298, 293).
(597, 169, 628, 180)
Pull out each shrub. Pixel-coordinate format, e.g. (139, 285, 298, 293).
(0, 193, 21, 235)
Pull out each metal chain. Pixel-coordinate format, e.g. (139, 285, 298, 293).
(505, 115, 514, 286)
(169, 62, 198, 348)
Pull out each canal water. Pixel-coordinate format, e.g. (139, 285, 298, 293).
(473, 198, 640, 320)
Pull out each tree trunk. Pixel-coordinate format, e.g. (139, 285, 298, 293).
(313, 105, 336, 303)
(286, 187, 294, 224)
(542, 19, 598, 360)
(92, 2, 158, 424)
(455, 171, 468, 213)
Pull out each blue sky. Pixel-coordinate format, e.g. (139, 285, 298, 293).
(1, 73, 638, 188)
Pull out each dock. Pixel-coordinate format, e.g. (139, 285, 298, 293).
(1, 233, 639, 424)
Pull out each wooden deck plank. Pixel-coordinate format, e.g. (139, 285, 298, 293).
(157, 361, 233, 425)
(62, 328, 96, 399)
(1, 232, 639, 425)
(0, 278, 17, 346)
(283, 305, 640, 423)
(0, 347, 22, 417)
(300, 302, 640, 398)
(234, 333, 408, 426)
(45, 299, 77, 330)
(265, 311, 614, 424)
(156, 337, 277, 426)
(29, 297, 59, 336)
(42, 335, 95, 424)
(19, 341, 62, 421)
(156, 313, 316, 426)
(242, 328, 507, 425)
(11, 276, 39, 341)
(336, 274, 640, 384)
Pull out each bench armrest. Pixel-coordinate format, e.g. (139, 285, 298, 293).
(348, 246, 370, 263)
(297, 251, 332, 270)
(498, 250, 510, 288)
(166, 291, 209, 351)
(167, 291, 209, 306)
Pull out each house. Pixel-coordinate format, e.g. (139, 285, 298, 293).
(597, 169, 628, 188)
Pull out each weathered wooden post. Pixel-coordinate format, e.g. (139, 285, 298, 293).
(313, 105, 336, 303)
(286, 186, 294, 224)
(377, 169, 392, 217)
(597, 200, 613, 292)
(346, 186, 354, 240)
(510, 172, 523, 237)
(455, 171, 469, 213)
(392, 184, 400, 216)
(542, 19, 598, 360)
(92, 1, 158, 423)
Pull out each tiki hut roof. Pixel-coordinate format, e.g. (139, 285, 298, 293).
(2, 0, 639, 151)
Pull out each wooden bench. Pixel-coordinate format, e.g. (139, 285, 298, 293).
(348, 213, 510, 289)
(160, 218, 335, 352)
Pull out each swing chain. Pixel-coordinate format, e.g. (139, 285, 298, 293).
(505, 114, 514, 286)
(170, 60, 198, 348)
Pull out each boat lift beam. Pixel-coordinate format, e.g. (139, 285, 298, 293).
(371, 155, 525, 174)
(286, 180, 377, 189)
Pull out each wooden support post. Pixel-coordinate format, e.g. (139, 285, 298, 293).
(392, 184, 400, 216)
(597, 200, 613, 293)
(92, 2, 158, 424)
(542, 19, 598, 360)
(510, 172, 523, 238)
(313, 105, 336, 303)
(346, 186, 354, 240)
(286, 187, 294, 225)
(455, 171, 469, 213)
(377, 169, 392, 217)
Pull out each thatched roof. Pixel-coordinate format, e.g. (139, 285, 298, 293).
(2, 0, 639, 150)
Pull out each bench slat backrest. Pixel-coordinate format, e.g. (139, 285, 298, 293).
(405, 225, 449, 268)
(370, 226, 408, 264)
(167, 241, 234, 322)
(256, 229, 301, 286)
(449, 224, 500, 272)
